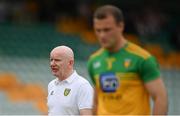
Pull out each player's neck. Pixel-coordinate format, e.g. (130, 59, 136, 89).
(108, 37, 127, 53)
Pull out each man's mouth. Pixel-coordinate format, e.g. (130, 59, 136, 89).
(101, 38, 108, 44)
(51, 67, 58, 72)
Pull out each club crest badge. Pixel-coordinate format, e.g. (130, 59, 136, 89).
(124, 59, 131, 68)
(64, 88, 71, 96)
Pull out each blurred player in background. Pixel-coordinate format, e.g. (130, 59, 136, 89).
(88, 5, 168, 115)
(48, 45, 93, 115)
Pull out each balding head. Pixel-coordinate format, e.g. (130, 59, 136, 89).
(50, 45, 74, 80)
(51, 45, 74, 60)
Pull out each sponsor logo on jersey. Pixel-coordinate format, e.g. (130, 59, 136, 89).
(93, 61, 101, 69)
(106, 57, 116, 70)
(100, 72, 119, 92)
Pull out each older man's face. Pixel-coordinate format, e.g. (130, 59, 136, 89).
(50, 50, 70, 78)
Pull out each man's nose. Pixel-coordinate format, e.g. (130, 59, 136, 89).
(99, 32, 106, 38)
(50, 60, 55, 66)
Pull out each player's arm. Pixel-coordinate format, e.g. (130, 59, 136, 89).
(92, 87, 98, 115)
(80, 109, 93, 115)
(87, 59, 97, 114)
(140, 56, 168, 115)
(145, 78, 168, 115)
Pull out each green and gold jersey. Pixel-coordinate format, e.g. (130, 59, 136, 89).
(87, 42, 160, 115)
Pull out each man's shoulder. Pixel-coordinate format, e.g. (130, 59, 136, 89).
(75, 75, 93, 92)
(125, 42, 151, 60)
(48, 79, 57, 87)
(89, 48, 105, 60)
(76, 75, 90, 85)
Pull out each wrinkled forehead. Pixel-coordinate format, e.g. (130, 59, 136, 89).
(50, 50, 62, 58)
(50, 46, 74, 59)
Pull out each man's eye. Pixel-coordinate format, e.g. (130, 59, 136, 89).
(104, 28, 110, 32)
(55, 59, 61, 62)
(96, 29, 101, 33)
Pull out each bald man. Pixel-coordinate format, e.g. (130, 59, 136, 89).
(47, 46, 94, 115)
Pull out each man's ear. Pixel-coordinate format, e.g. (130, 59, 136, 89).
(69, 59, 74, 66)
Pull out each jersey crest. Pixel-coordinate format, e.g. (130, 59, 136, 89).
(124, 58, 131, 68)
(64, 88, 71, 96)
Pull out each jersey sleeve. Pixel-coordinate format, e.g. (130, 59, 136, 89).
(77, 83, 94, 110)
(87, 59, 96, 85)
(139, 56, 161, 83)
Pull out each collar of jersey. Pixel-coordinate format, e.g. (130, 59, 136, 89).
(55, 70, 77, 85)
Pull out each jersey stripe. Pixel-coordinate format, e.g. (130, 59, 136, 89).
(90, 48, 104, 59)
(125, 42, 151, 59)
(95, 72, 140, 81)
